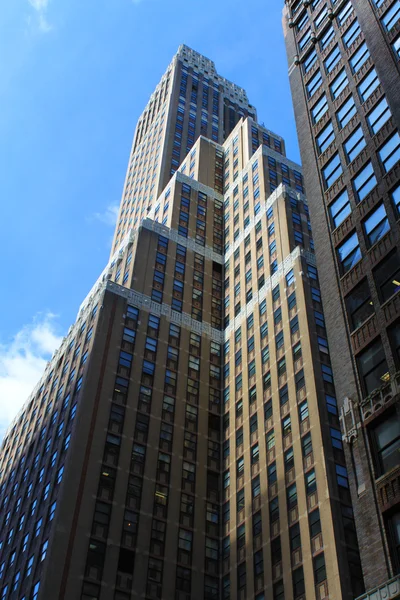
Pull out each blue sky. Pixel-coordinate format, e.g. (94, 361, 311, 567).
(0, 0, 300, 435)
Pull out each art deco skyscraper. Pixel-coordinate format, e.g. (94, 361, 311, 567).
(283, 1, 400, 599)
(1, 45, 364, 600)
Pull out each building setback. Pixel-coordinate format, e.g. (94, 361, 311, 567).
(283, 1, 400, 599)
(1, 45, 365, 600)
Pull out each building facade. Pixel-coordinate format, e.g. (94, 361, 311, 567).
(0, 46, 367, 600)
(283, 1, 400, 598)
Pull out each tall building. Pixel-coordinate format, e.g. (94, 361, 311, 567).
(283, 1, 400, 598)
(0, 45, 365, 600)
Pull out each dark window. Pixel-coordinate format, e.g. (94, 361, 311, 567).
(293, 566, 305, 598)
(373, 250, 400, 303)
(345, 279, 374, 331)
(386, 511, 400, 572)
(314, 553, 327, 584)
(357, 339, 389, 396)
(370, 412, 400, 477)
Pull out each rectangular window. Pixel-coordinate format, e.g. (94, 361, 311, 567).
(337, 232, 362, 274)
(379, 132, 400, 172)
(370, 412, 400, 476)
(350, 42, 370, 73)
(343, 19, 361, 47)
(382, 1, 400, 31)
(363, 204, 390, 247)
(368, 97, 391, 134)
(337, 1, 353, 26)
(392, 184, 400, 215)
(311, 95, 329, 124)
(304, 48, 317, 73)
(346, 279, 374, 330)
(357, 339, 389, 395)
(344, 126, 366, 163)
(307, 70, 323, 98)
(317, 122, 335, 154)
(337, 96, 357, 129)
(320, 24, 335, 50)
(353, 162, 377, 202)
(329, 189, 351, 228)
(358, 69, 380, 102)
(330, 69, 349, 99)
(323, 153, 343, 189)
(373, 250, 400, 302)
(324, 45, 341, 74)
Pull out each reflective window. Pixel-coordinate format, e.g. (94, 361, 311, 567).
(311, 94, 329, 123)
(350, 42, 370, 73)
(329, 189, 351, 228)
(304, 48, 318, 73)
(307, 70, 323, 98)
(337, 1, 354, 27)
(358, 68, 380, 102)
(392, 184, 400, 215)
(322, 153, 343, 189)
(343, 19, 361, 47)
(367, 97, 391, 134)
(330, 69, 349, 99)
(316, 122, 335, 154)
(363, 204, 390, 247)
(344, 126, 366, 162)
(320, 24, 335, 50)
(352, 162, 377, 202)
(336, 96, 357, 129)
(382, 1, 400, 31)
(337, 232, 362, 273)
(379, 132, 400, 172)
(324, 45, 341, 73)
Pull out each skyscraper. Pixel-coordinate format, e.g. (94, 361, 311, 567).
(1, 45, 364, 600)
(283, 1, 400, 598)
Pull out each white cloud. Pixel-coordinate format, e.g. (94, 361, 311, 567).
(28, 0, 52, 33)
(92, 204, 119, 227)
(0, 314, 63, 441)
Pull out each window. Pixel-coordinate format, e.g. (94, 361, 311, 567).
(363, 204, 390, 247)
(323, 154, 343, 189)
(307, 70, 323, 98)
(386, 511, 400, 572)
(357, 339, 389, 395)
(337, 96, 357, 129)
(337, 1, 353, 26)
(304, 48, 317, 73)
(324, 45, 341, 74)
(337, 232, 361, 273)
(358, 69, 380, 102)
(309, 508, 322, 537)
(273, 581, 285, 600)
(370, 413, 400, 476)
(353, 162, 377, 202)
(311, 95, 328, 124)
(299, 400, 309, 422)
(330, 69, 348, 100)
(287, 483, 297, 509)
(293, 566, 305, 598)
(317, 122, 335, 154)
(379, 132, 400, 172)
(346, 279, 374, 330)
(373, 250, 400, 302)
(394, 35, 400, 58)
(382, 1, 400, 31)
(344, 126, 366, 163)
(368, 97, 391, 135)
(306, 469, 317, 495)
(350, 42, 370, 73)
(329, 189, 351, 228)
(343, 19, 361, 47)
(314, 553, 327, 584)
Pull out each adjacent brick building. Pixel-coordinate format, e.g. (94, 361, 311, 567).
(283, 1, 400, 597)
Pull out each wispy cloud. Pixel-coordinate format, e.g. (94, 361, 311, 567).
(28, 0, 52, 33)
(92, 204, 119, 227)
(0, 313, 63, 441)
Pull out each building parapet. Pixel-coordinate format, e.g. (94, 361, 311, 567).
(355, 576, 400, 600)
